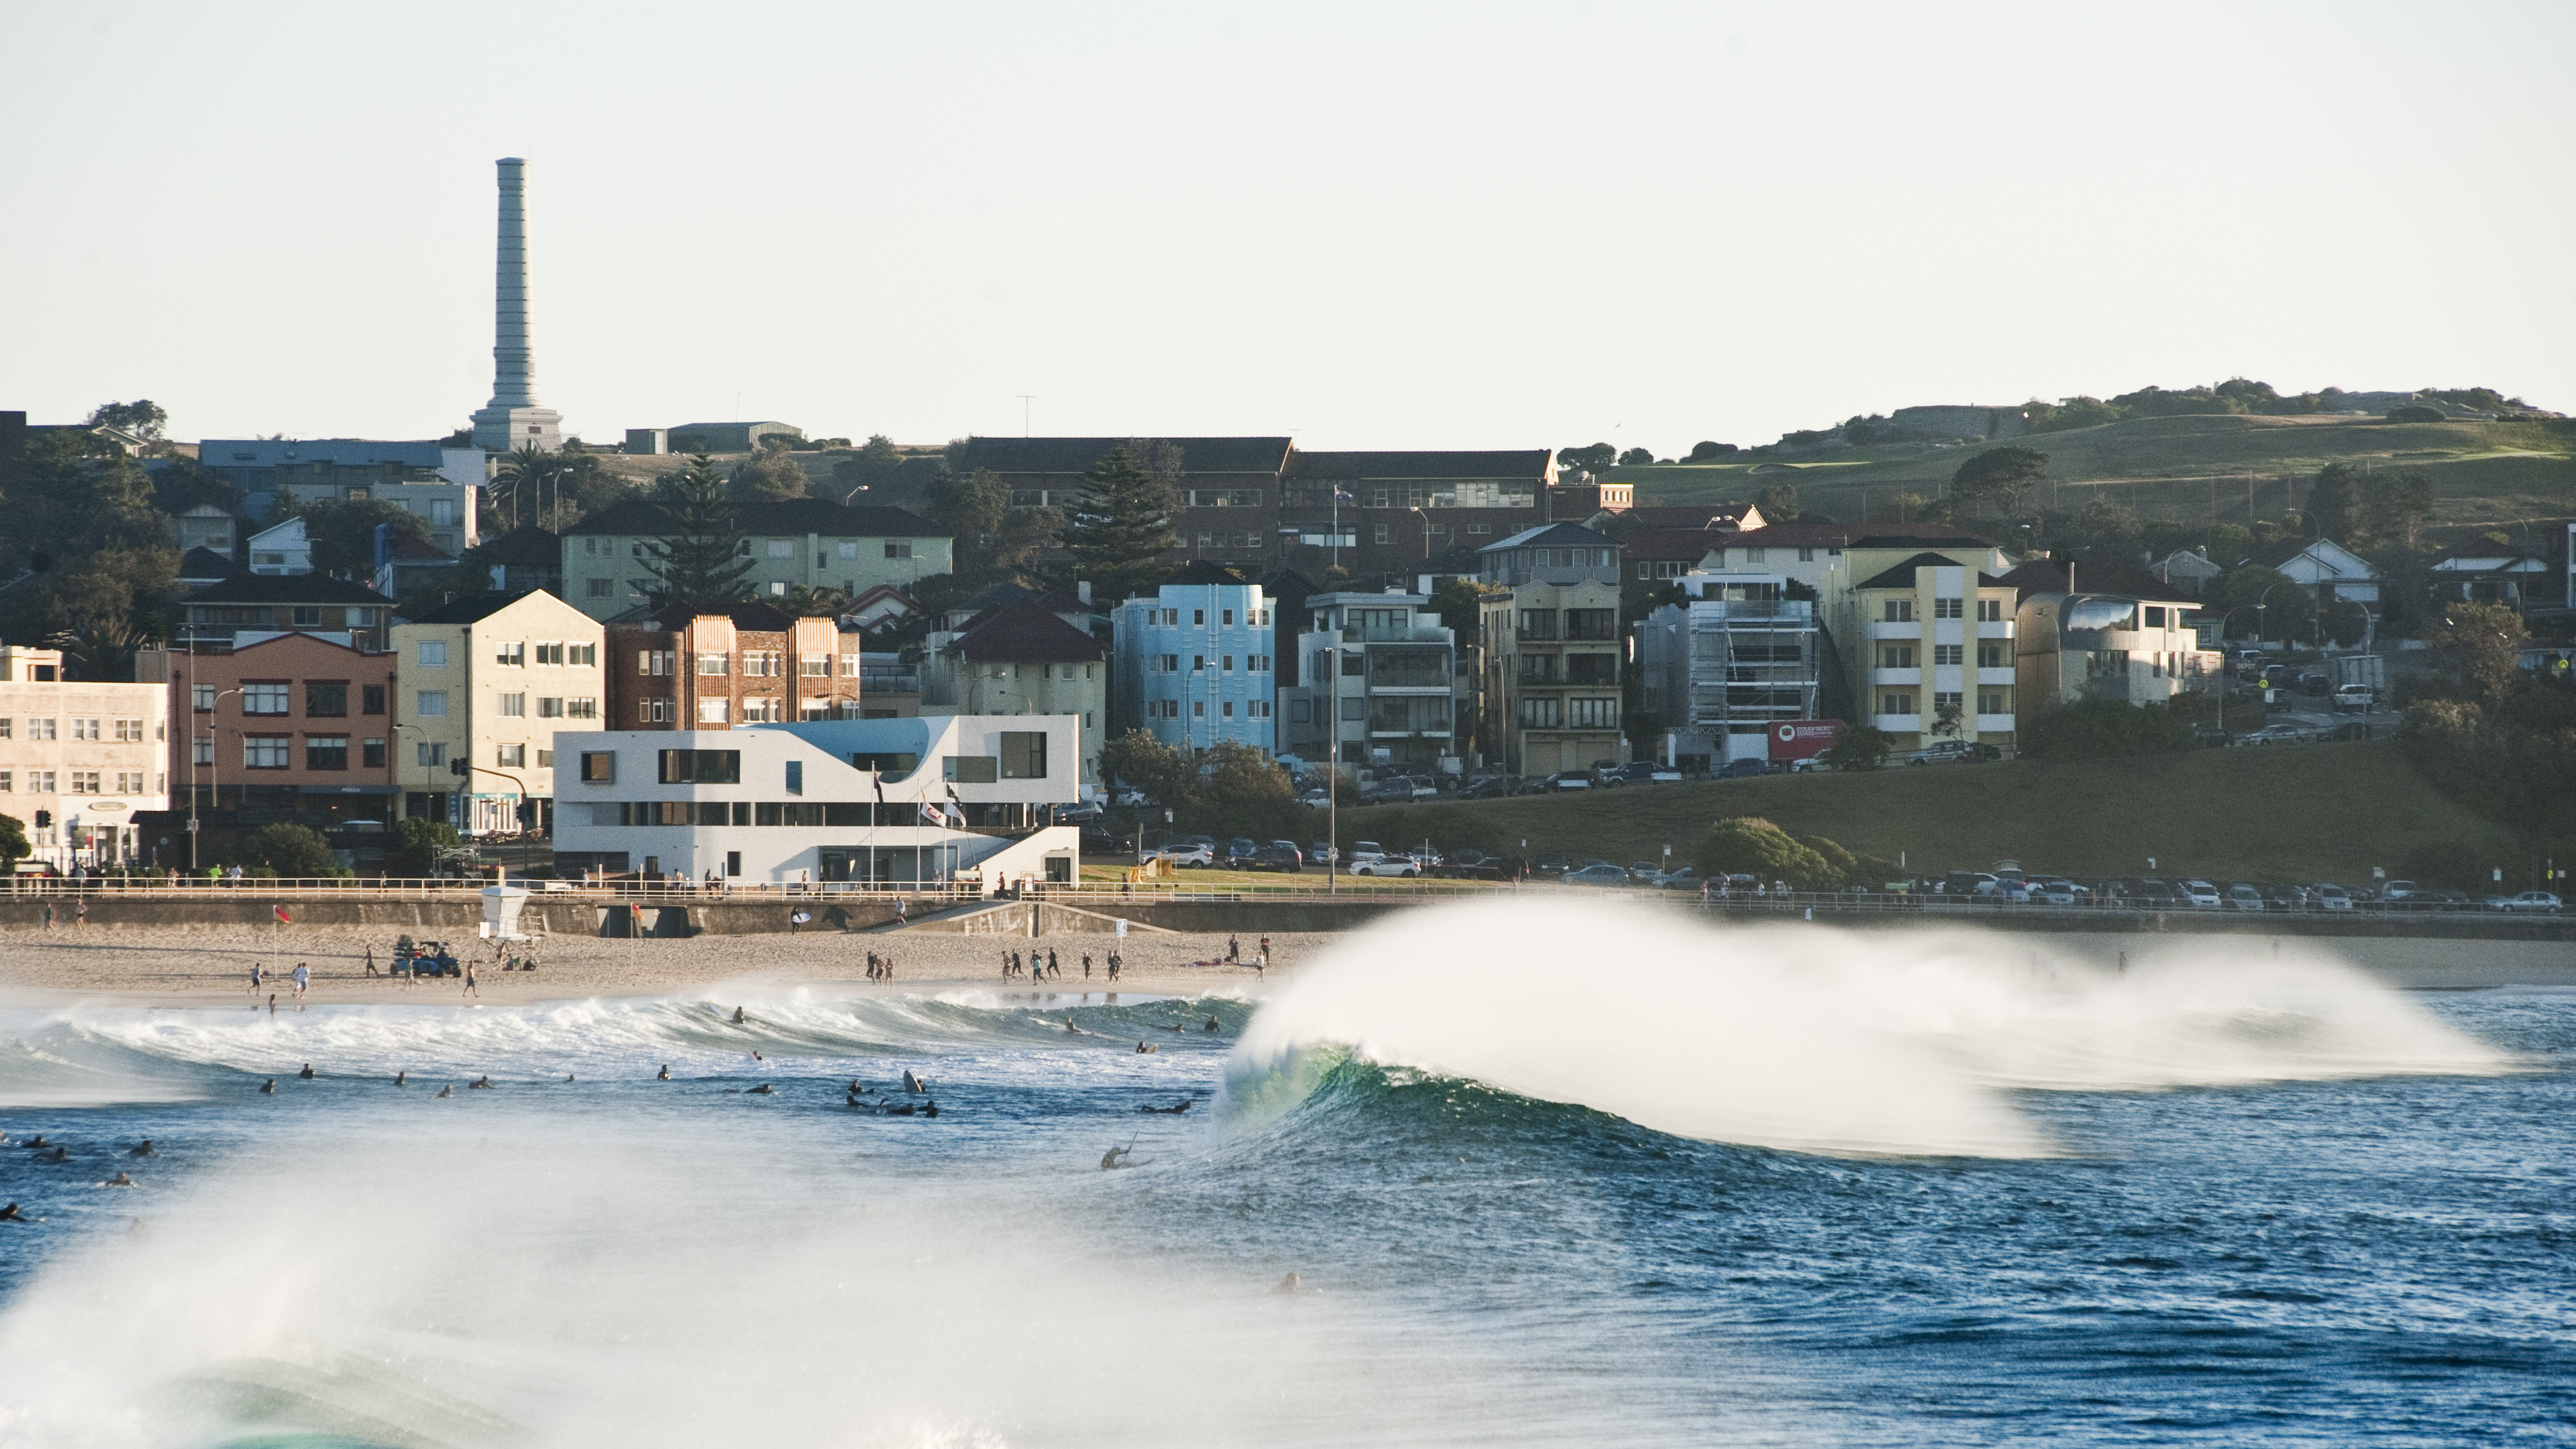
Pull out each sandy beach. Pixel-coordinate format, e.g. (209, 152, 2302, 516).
(0, 922, 1323, 1008)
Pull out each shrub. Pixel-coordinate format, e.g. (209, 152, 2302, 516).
(1692, 817, 1839, 889)
(229, 823, 345, 879)
(2019, 699, 2194, 760)
(388, 817, 462, 877)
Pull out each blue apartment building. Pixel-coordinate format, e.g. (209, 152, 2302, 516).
(1109, 563, 1278, 755)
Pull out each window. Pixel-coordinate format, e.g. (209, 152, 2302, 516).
(1221, 700, 1235, 718)
(743, 651, 781, 677)
(1373, 524, 1391, 544)
(66, 770, 99, 795)
(2144, 606, 2167, 627)
(1517, 610, 1558, 640)
(1519, 697, 1562, 728)
(741, 697, 781, 723)
(1977, 599, 2004, 622)
(1798, 546, 1816, 562)
(244, 736, 291, 769)
(1249, 654, 1270, 672)
(1192, 701, 1206, 718)
(305, 681, 347, 716)
(1154, 654, 1178, 674)
(497, 743, 526, 767)
(116, 771, 145, 794)
(834, 540, 859, 560)
(944, 754, 1000, 784)
(538, 697, 564, 718)
(697, 652, 730, 676)
(587, 578, 615, 598)
(1878, 645, 1917, 670)
(1567, 697, 1620, 729)
(1565, 609, 1618, 640)
(1933, 644, 1964, 666)
(496, 641, 526, 666)
(567, 697, 598, 718)
(305, 736, 349, 771)
(497, 693, 527, 717)
(243, 685, 289, 715)
(800, 654, 830, 676)
(69, 718, 100, 740)
(29, 771, 52, 793)
(290, 607, 325, 627)
(1000, 731, 1049, 779)
(416, 742, 447, 767)
(28, 718, 54, 740)
(194, 737, 214, 766)
(418, 640, 448, 668)
(362, 685, 385, 716)
(639, 650, 675, 676)
(1566, 654, 1618, 685)
(363, 738, 386, 768)
(699, 699, 730, 724)
(1977, 642, 2009, 669)
(883, 540, 913, 560)
(639, 699, 674, 723)
(840, 653, 863, 676)
(579, 752, 617, 784)
(1979, 688, 2010, 715)
(1221, 655, 1234, 672)
(1877, 692, 1917, 716)
(534, 642, 563, 665)
(766, 539, 795, 559)
(114, 718, 145, 742)
(1881, 600, 1914, 623)
(0, 772, 10, 791)
(1933, 692, 1964, 716)
(658, 749, 742, 785)
(416, 690, 448, 717)
(192, 686, 215, 712)
(1745, 548, 1766, 563)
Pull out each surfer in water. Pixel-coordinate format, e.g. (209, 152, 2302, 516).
(1102, 1145, 1136, 1170)
(0, 1203, 25, 1222)
(658, 1065, 671, 1080)
(747, 1084, 774, 1095)
(102, 1171, 137, 1188)
(1138, 1100, 1192, 1114)
(129, 1141, 156, 1158)
(901, 1068, 927, 1094)
(1135, 1040, 1157, 1054)
(1204, 1015, 1222, 1031)
(298, 1064, 315, 1079)
(435, 1084, 454, 1098)
(394, 1071, 407, 1086)
(732, 1006, 749, 1025)
(468, 1076, 495, 1090)
(260, 1079, 277, 1094)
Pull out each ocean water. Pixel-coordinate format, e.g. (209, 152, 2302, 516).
(0, 901, 2569, 1448)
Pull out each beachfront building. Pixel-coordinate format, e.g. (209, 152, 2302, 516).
(1280, 589, 1464, 774)
(177, 574, 398, 653)
(558, 498, 953, 622)
(1475, 524, 1625, 776)
(390, 591, 606, 836)
(1634, 563, 1822, 773)
(158, 632, 399, 841)
(1109, 563, 1277, 757)
(550, 714, 1080, 890)
(605, 601, 869, 733)
(920, 598, 1108, 787)
(0, 646, 171, 872)
(1834, 553, 2022, 754)
(1999, 558, 2220, 730)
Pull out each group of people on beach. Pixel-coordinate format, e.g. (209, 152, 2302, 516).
(246, 961, 313, 1009)
(1001, 949, 1125, 982)
(865, 951, 900, 982)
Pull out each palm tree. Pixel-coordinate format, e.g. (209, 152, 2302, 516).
(492, 445, 565, 531)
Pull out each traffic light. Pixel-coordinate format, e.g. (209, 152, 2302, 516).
(449, 759, 469, 778)
(33, 810, 51, 829)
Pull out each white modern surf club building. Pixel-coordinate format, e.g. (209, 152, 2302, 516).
(550, 714, 1081, 892)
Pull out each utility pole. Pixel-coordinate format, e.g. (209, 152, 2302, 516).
(1018, 395, 1035, 437)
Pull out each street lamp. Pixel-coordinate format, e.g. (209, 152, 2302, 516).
(187, 685, 243, 872)
(1411, 506, 1432, 563)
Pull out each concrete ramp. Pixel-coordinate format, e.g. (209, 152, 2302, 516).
(884, 899, 1178, 937)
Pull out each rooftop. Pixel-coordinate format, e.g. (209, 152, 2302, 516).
(1995, 558, 2197, 604)
(186, 574, 395, 606)
(561, 498, 944, 539)
(198, 439, 449, 469)
(949, 436, 1294, 476)
(1854, 551, 2012, 592)
(405, 588, 548, 625)
(1483, 522, 1618, 553)
(1289, 449, 1552, 480)
(942, 597, 1108, 664)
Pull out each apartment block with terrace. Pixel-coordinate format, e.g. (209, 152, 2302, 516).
(391, 591, 608, 836)
(1474, 525, 1627, 777)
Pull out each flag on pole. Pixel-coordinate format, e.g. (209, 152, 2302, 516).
(944, 785, 968, 828)
(919, 801, 944, 825)
(272, 905, 292, 925)
(872, 772, 886, 806)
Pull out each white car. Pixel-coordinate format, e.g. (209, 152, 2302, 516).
(1351, 854, 1420, 878)
(1153, 842, 1214, 868)
(2486, 891, 2563, 914)
(1111, 787, 1150, 807)
(2313, 883, 2355, 912)
(2179, 880, 2222, 909)
(2225, 883, 2265, 911)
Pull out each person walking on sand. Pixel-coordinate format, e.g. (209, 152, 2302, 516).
(1227, 935, 1239, 963)
(250, 961, 263, 994)
(73, 899, 87, 928)
(1047, 949, 1059, 978)
(40, 903, 52, 931)
(462, 961, 479, 998)
(291, 963, 310, 1003)
(1082, 953, 1093, 980)
(896, 896, 908, 925)
(267, 992, 277, 1016)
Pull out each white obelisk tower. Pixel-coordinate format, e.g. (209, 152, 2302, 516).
(469, 157, 564, 452)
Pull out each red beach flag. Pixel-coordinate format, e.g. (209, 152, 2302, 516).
(273, 905, 292, 925)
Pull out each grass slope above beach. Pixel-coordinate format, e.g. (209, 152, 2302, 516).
(1349, 741, 2511, 886)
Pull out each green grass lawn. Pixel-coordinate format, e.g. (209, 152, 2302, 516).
(1343, 742, 2513, 886)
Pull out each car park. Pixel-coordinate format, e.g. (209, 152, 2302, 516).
(1542, 770, 1592, 791)
(2030, 878, 2079, 906)
(2261, 882, 2311, 911)
(1351, 853, 1420, 878)
(2179, 880, 2222, 908)
(1655, 866, 1701, 892)
(2225, 883, 2265, 911)
(1904, 740, 1998, 766)
(2486, 891, 2563, 913)
(1225, 838, 1261, 867)
(1942, 871, 2000, 896)
(1308, 841, 1339, 867)
(1562, 863, 1630, 886)
(1348, 841, 1384, 866)
(2313, 883, 2354, 911)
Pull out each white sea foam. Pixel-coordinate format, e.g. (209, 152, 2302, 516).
(1225, 900, 2516, 1158)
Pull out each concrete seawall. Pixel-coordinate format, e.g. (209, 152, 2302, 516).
(1, 896, 905, 938)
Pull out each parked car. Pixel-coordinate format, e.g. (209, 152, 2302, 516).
(1534, 851, 1572, 876)
(1562, 863, 1630, 887)
(2129, 877, 2182, 906)
(2313, 883, 2355, 912)
(2179, 880, 2222, 909)
(2486, 891, 2562, 913)
(1788, 756, 1834, 773)
(1904, 740, 1998, 766)
(1297, 788, 1333, 808)
(2233, 724, 2316, 747)
(1348, 841, 1385, 867)
(1942, 871, 2001, 896)
(1110, 786, 1150, 807)
(2225, 883, 2266, 911)
(2030, 878, 2080, 906)
(2261, 882, 2312, 911)
(1714, 758, 1772, 779)
(2332, 685, 2378, 713)
(1153, 841, 1215, 869)
(1350, 853, 1421, 878)
(1308, 841, 1339, 867)
(1225, 838, 1261, 867)
(1542, 770, 1592, 791)
(1655, 866, 1702, 892)
(1615, 762, 1683, 785)
(2295, 671, 2332, 696)
(1358, 781, 1412, 805)
(1458, 776, 1517, 800)
(1249, 842, 1305, 872)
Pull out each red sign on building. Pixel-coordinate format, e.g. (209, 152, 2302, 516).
(1767, 719, 1844, 762)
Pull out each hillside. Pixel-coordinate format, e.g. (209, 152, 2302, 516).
(1615, 413, 2575, 546)
(1343, 742, 2517, 888)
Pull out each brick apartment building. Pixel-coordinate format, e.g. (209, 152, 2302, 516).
(160, 632, 400, 845)
(606, 601, 869, 732)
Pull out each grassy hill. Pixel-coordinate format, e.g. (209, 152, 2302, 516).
(1616, 413, 2575, 544)
(1344, 742, 2517, 887)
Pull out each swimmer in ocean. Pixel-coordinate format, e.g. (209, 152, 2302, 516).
(260, 1079, 277, 1094)
(1135, 1040, 1157, 1053)
(0, 1203, 25, 1222)
(435, 1084, 454, 1098)
(129, 1141, 156, 1158)
(298, 1064, 315, 1079)
(102, 1171, 137, 1188)
(658, 1065, 671, 1080)
(747, 1084, 774, 1095)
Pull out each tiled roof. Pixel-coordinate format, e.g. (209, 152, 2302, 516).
(1483, 522, 1618, 553)
(1289, 450, 1552, 481)
(475, 526, 558, 565)
(949, 436, 1294, 476)
(942, 598, 1108, 664)
(198, 438, 446, 469)
(406, 589, 546, 625)
(644, 599, 803, 632)
(1622, 504, 1760, 530)
(1854, 552, 2011, 591)
(186, 574, 395, 606)
(179, 546, 242, 580)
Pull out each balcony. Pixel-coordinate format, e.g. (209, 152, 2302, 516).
(1685, 599, 1811, 621)
(1867, 620, 1922, 640)
(1340, 625, 1453, 645)
(1873, 668, 1922, 686)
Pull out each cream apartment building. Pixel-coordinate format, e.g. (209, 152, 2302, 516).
(392, 591, 606, 836)
(0, 646, 171, 870)
(1834, 554, 2022, 752)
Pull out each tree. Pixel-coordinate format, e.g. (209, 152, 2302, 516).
(2305, 462, 2358, 542)
(286, 497, 434, 579)
(387, 816, 461, 877)
(1557, 443, 1616, 472)
(1818, 724, 1894, 771)
(491, 445, 561, 529)
(1428, 577, 1499, 649)
(2356, 469, 2436, 551)
(1100, 730, 1195, 809)
(1884, 491, 1948, 525)
(1615, 447, 1655, 467)
(2210, 565, 2314, 643)
(922, 466, 1010, 555)
(1928, 697, 1964, 740)
(1752, 481, 1802, 522)
(1055, 444, 1178, 599)
(0, 812, 27, 873)
(1691, 817, 1839, 889)
(1685, 442, 1738, 461)
(1950, 445, 2049, 516)
(85, 399, 168, 440)
(829, 433, 907, 503)
(644, 457, 755, 603)
(730, 438, 810, 502)
(2425, 602, 2528, 707)
(2018, 698, 2194, 759)
(231, 822, 344, 878)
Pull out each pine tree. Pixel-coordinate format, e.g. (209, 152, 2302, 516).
(644, 456, 754, 603)
(1056, 443, 1179, 598)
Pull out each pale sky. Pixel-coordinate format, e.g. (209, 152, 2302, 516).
(6, 1, 2570, 456)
